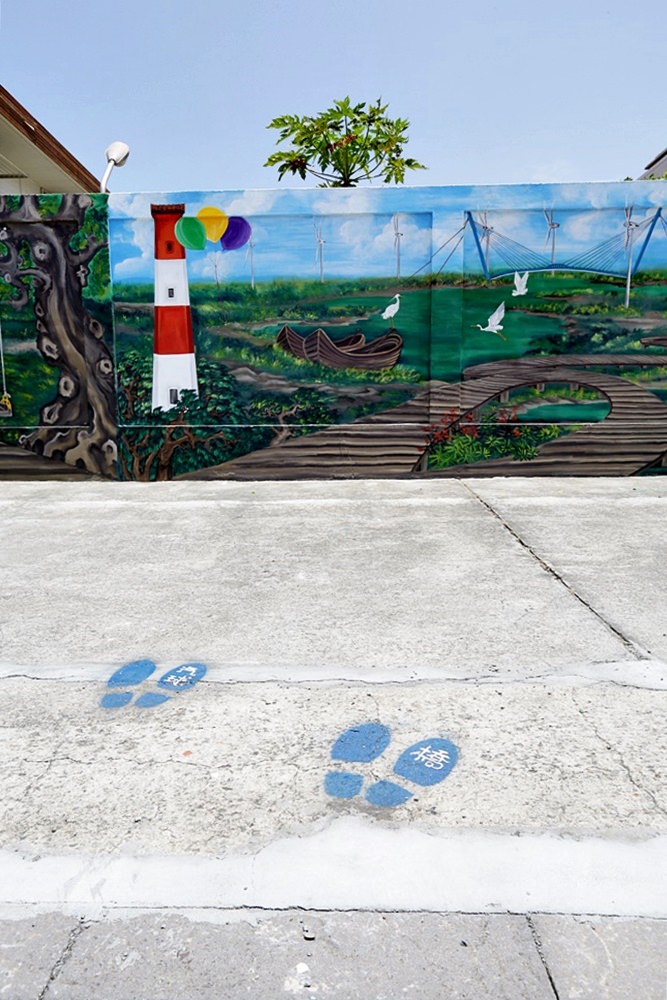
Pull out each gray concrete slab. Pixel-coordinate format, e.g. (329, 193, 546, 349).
(1, 471, 666, 993)
(532, 914, 667, 1000)
(43, 911, 555, 1000)
(466, 478, 667, 661)
(0, 480, 643, 678)
(1, 679, 664, 856)
(1, 677, 664, 915)
(0, 913, 80, 1000)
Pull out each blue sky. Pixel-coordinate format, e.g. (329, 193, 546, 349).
(108, 183, 667, 284)
(1, 0, 666, 195)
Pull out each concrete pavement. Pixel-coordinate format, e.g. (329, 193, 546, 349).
(1, 478, 666, 998)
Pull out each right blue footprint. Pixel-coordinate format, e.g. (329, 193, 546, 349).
(100, 659, 207, 709)
(325, 723, 459, 808)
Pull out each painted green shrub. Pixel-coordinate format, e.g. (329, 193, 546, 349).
(426, 406, 565, 468)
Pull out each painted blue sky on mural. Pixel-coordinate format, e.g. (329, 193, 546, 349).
(109, 182, 667, 285)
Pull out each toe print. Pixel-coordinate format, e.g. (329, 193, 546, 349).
(324, 723, 391, 799)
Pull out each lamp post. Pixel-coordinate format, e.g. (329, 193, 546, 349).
(100, 141, 130, 192)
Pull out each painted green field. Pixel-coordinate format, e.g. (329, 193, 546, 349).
(110, 271, 667, 411)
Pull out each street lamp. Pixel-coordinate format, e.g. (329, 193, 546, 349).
(100, 141, 130, 192)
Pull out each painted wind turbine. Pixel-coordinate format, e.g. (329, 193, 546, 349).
(246, 237, 256, 290)
(314, 221, 325, 283)
(476, 302, 506, 339)
(624, 205, 640, 307)
(479, 211, 494, 273)
(544, 209, 560, 271)
(393, 214, 403, 279)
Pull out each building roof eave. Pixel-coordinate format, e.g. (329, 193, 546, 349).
(0, 85, 100, 192)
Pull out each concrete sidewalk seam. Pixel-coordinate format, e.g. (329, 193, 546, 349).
(4, 666, 666, 689)
(37, 917, 88, 1000)
(526, 915, 562, 1000)
(462, 482, 651, 661)
(3, 904, 667, 920)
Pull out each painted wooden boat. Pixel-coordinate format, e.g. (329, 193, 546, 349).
(276, 324, 402, 370)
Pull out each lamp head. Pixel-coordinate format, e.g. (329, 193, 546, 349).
(105, 141, 130, 167)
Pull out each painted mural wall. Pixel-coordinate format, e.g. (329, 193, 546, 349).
(0, 193, 115, 479)
(3, 182, 667, 480)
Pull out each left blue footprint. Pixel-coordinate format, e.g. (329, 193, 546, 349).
(100, 660, 207, 709)
(324, 722, 391, 799)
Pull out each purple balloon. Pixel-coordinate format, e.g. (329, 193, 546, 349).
(221, 216, 252, 251)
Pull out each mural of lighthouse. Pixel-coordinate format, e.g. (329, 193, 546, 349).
(150, 203, 198, 411)
(106, 183, 667, 482)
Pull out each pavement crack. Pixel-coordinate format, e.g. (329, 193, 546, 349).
(571, 689, 667, 820)
(38, 918, 89, 998)
(526, 915, 561, 1000)
(462, 483, 650, 661)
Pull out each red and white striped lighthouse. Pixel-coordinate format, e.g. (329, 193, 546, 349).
(150, 203, 198, 411)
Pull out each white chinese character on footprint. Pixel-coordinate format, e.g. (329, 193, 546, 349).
(164, 666, 198, 687)
(409, 745, 451, 769)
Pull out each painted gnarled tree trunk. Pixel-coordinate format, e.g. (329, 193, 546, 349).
(0, 194, 117, 476)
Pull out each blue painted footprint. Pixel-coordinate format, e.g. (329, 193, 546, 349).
(324, 722, 458, 808)
(100, 659, 207, 709)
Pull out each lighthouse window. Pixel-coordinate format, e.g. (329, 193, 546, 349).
(166, 241, 174, 253)
(169, 388, 179, 404)
(168, 287, 175, 298)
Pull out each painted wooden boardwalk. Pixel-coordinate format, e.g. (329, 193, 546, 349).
(182, 356, 667, 480)
(7, 354, 667, 480)
(463, 353, 667, 380)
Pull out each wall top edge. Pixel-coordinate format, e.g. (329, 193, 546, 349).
(104, 180, 667, 220)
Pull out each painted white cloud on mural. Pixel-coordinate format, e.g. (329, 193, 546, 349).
(107, 182, 667, 284)
(224, 190, 283, 216)
(311, 188, 378, 217)
(112, 217, 154, 279)
(108, 192, 163, 219)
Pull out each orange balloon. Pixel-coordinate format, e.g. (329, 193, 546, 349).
(196, 206, 229, 242)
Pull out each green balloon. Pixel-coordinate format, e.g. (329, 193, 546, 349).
(175, 216, 207, 251)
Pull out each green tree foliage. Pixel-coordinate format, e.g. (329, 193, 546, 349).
(117, 351, 337, 480)
(265, 98, 426, 187)
(118, 351, 260, 480)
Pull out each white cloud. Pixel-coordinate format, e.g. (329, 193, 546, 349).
(312, 189, 377, 216)
(108, 192, 163, 219)
(225, 189, 283, 216)
(113, 217, 154, 278)
(184, 190, 283, 219)
(187, 250, 235, 281)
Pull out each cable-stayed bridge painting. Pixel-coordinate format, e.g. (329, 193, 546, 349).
(465, 208, 666, 306)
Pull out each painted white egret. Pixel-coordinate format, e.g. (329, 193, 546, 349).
(476, 302, 506, 339)
(382, 293, 401, 327)
(512, 272, 529, 296)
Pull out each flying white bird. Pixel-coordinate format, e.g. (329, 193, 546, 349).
(512, 272, 529, 296)
(476, 302, 506, 339)
(382, 293, 401, 327)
